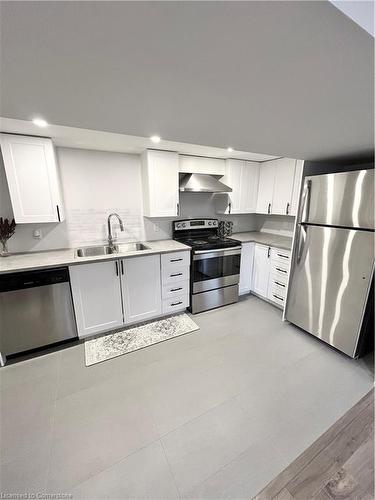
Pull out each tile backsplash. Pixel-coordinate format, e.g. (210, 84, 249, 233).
(65, 208, 145, 247)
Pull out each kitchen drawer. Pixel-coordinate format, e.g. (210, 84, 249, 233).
(268, 277, 287, 298)
(161, 251, 190, 268)
(270, 261, 289, 281)
(268, 282, 286, 308)
(162, 294, 189, 314)
(162, 281, 189, 300)
(270, 247, 290, 265)
(162, 266, 190, 285)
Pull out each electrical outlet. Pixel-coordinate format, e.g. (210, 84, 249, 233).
(153, 223, 159, 232)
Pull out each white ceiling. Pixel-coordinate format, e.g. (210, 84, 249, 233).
(0, 117, 278, 161)
(1, 1, 373, 161)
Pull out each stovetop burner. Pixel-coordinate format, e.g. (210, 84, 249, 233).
(172, 218, 241, 252)
(176, 235, 240, 251)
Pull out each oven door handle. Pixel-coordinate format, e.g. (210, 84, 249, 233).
(194, 246, 242, 255)
(193, 247, 242, 260)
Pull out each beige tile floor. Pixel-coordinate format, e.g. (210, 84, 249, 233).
(1, 295, 373, 499)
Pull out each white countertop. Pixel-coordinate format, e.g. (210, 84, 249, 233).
(232, 231, 293, 251)
(0, 239, 191, 275)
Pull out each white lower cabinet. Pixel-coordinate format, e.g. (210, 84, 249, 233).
(239, 242, 255, 295)
(121, 255, 161, 324)
(161, 250, 190, 313)
(251, 244, 271, 297)
(248, 243, 291, 309)
(70, 251, 190, 339)
(69, 260, 124, 338)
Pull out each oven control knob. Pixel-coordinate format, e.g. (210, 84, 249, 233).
(208, 222, 212, 226)
(177, 223, 181, 228)
(182, 223, 186, 228)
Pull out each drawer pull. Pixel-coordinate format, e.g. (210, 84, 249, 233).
(170, 258, 183, 262)
(277, 253, 289, 259)
(273, 294, 284, 301)
(170, 272, 183, 277)
(170, 287, 183, 292)
(275, 281, 286, 288)
(171, 301, 183, 306)
(276, 267, 287, 274)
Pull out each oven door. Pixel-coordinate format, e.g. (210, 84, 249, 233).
(192, 247, 241, 293)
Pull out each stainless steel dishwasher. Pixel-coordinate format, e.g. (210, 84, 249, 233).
(0, 267, 77, 365)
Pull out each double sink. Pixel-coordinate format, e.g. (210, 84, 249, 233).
(75, 242, 150, 258)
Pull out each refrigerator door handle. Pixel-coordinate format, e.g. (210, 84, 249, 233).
(300, 179, 312, 223)
(297, 224, 307, 263)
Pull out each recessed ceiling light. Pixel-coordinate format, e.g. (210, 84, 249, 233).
(150, 135, 161, 143)
(227, 147, 233, 152)
(32, 118, 48, 127)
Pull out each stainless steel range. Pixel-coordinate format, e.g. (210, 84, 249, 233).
(173, 218, 241, 313)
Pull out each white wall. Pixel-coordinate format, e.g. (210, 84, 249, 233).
(0, 147, 259, 253)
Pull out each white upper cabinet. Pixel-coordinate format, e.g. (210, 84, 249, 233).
(179, 155, 225, 175)
(290, 160, 304, 216)
(256, 161, 276, 215)
(219, 159, 260, 214)
(141, 149, 179, 217)
(121, 254, 162, 324)
(69, 260, 124, 338)
(0, 134, 65, 223)
(272, 158, 297, 216)
(256, 158, 301, 216)
(241, 161, 260, 213)
(225, 159, 242, 213)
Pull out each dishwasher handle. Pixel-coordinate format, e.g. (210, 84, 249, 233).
(0, 267, 70, 293)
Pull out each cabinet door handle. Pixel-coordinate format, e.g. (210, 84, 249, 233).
(170, 287, 183, 292)
(56, 205, 61, 222)
(286, 202, 290, 215)
(273, 294, 284, 301)
(275, 281, 286, 287)
(267, 203, 271, 214)
(177, 203, 180, 216)
(120, 261, 124, 275)
(171, 301, 183, 306)
(267, 246, 271, 258)
(276, 267, 287, 274)
(228, 202, 231, 214)
(115, 261, 119, 276)
(170, 258, 183, 262)
(170, 272, 183, 277)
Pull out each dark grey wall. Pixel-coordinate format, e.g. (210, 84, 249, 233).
(303, 157, 374, 177)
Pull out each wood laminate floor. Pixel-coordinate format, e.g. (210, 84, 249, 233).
(255, 389, 374, 500)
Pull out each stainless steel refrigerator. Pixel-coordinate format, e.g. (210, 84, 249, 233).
(284, 169, 374, 358)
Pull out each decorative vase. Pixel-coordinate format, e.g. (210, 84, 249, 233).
(0, 240, 10, 257)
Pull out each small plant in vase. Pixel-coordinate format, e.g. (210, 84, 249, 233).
(0, 218, 16, 256)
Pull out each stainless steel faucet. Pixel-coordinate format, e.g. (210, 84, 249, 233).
(107, 213, 124, 250)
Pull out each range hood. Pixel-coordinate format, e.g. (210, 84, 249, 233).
(179, 173, 232, 193)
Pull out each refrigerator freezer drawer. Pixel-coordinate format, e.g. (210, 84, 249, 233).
(285, 225, 374, 357)
(302, 169, 374, 230)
